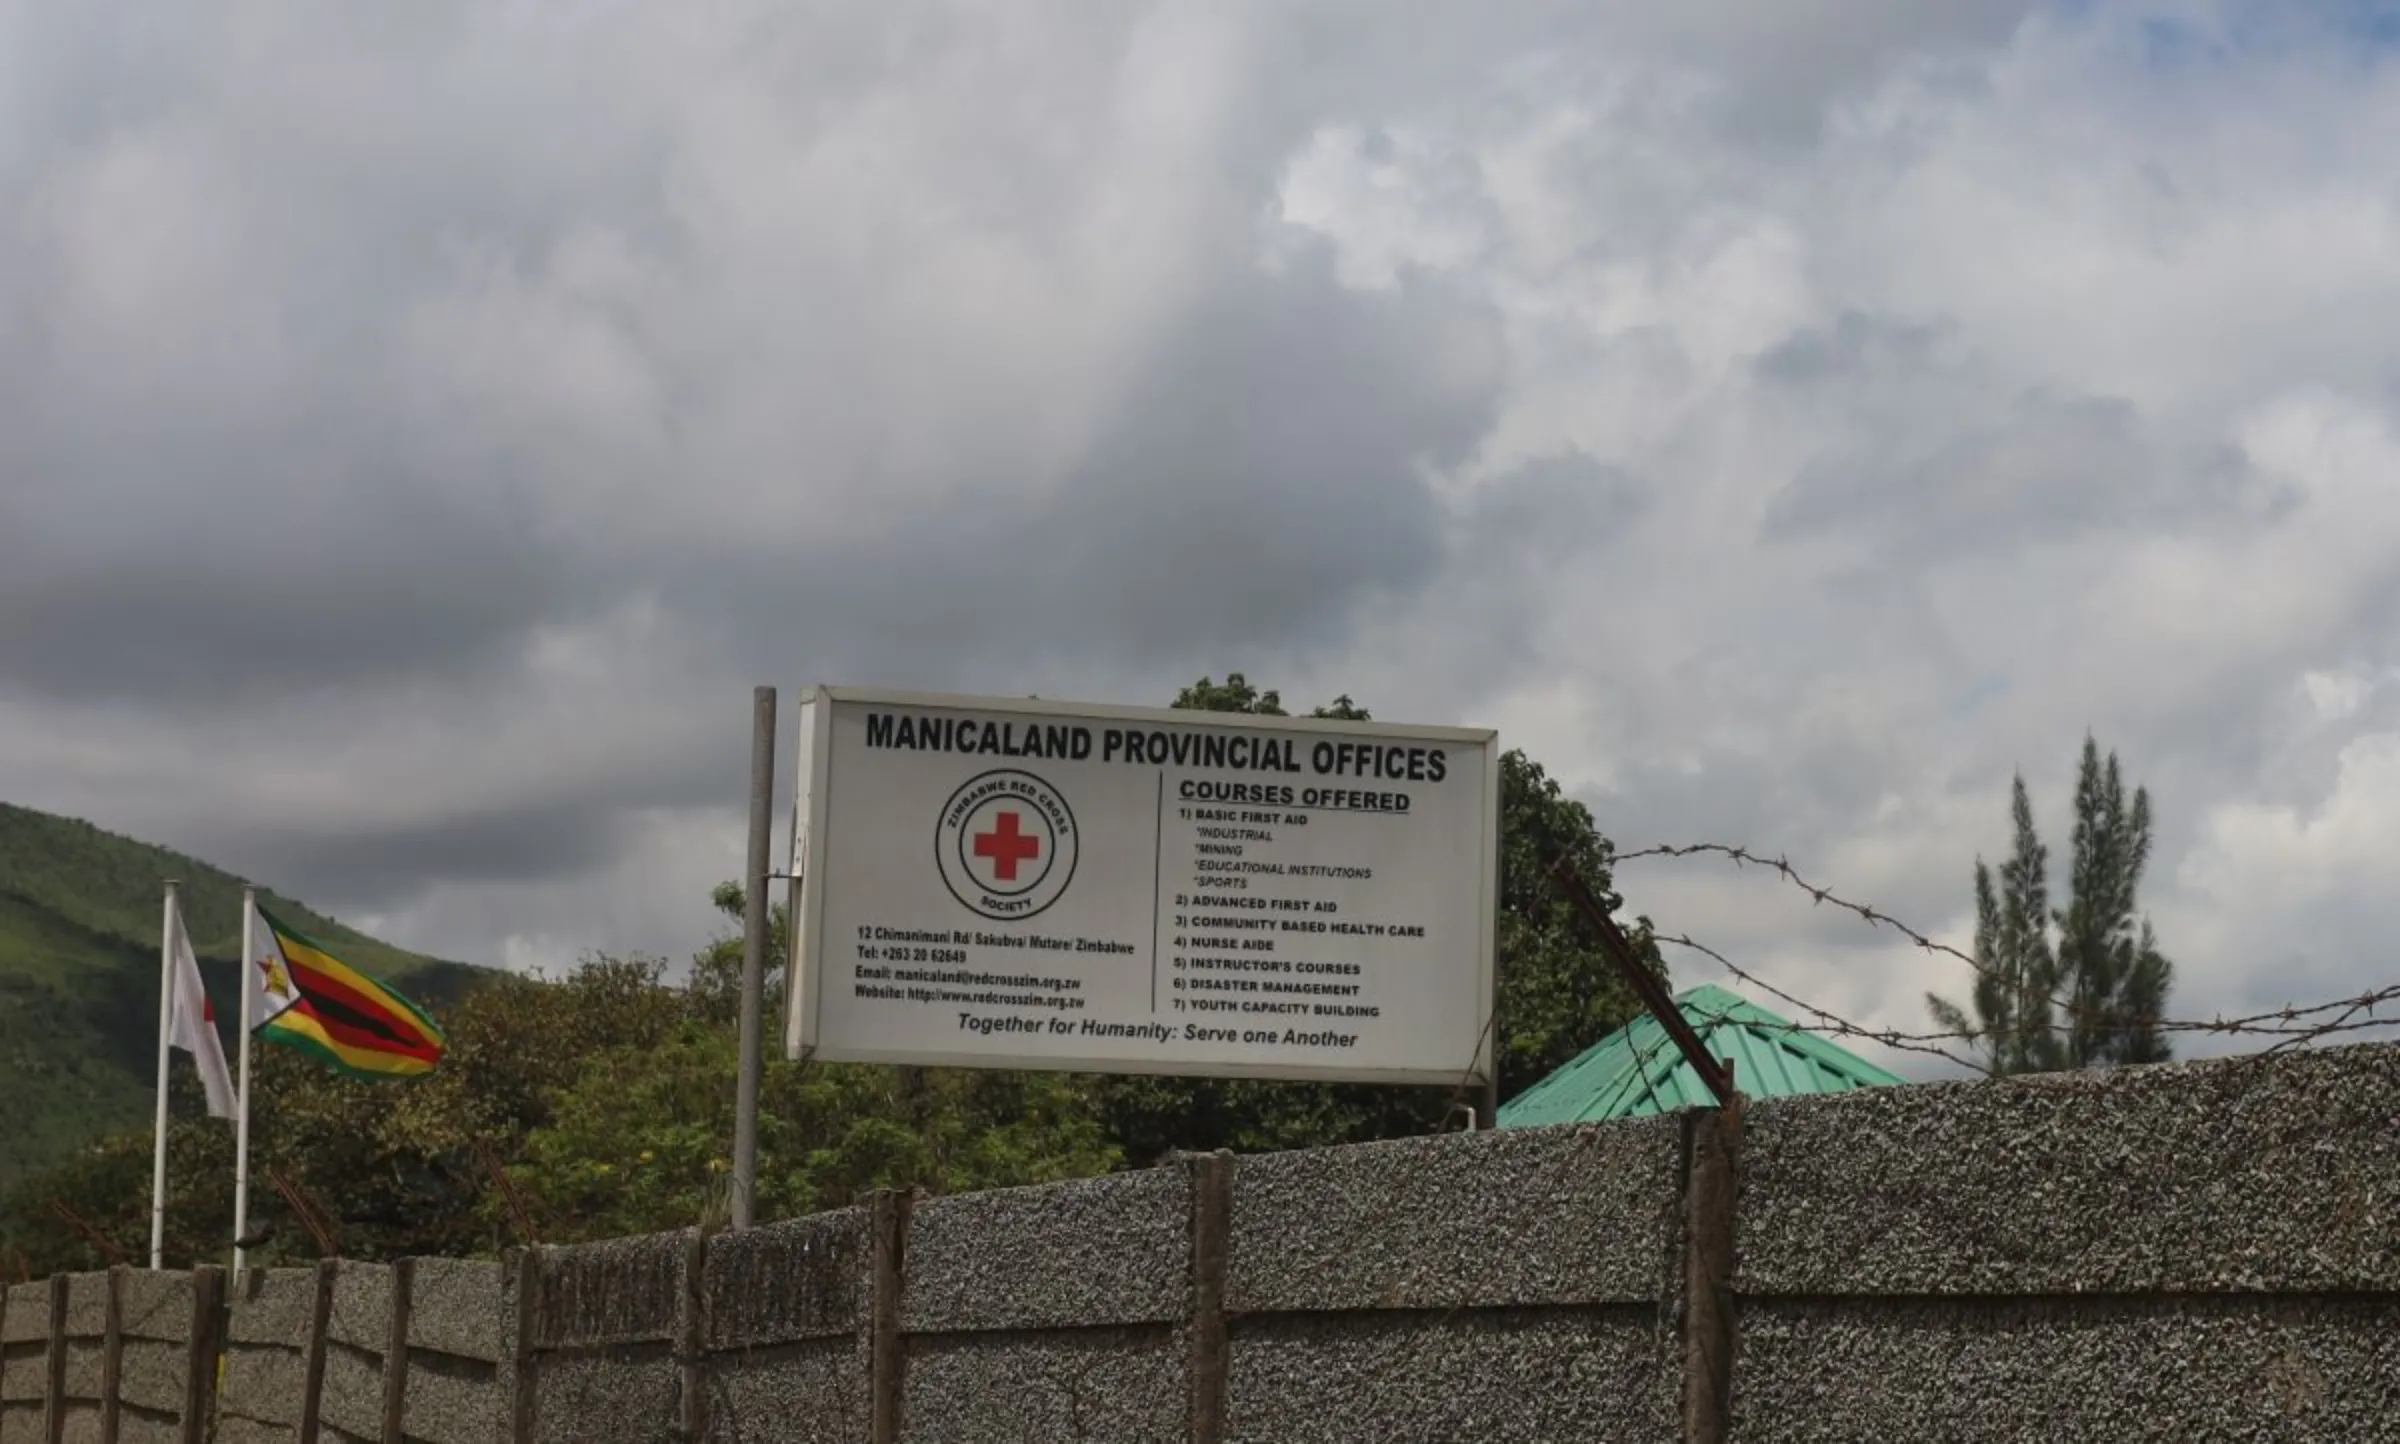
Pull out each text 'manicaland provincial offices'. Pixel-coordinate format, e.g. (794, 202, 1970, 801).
(785, 687, 1500, 1085)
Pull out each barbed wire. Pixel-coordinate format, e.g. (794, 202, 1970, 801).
(1650, 932, 1991, 1075)
(1618, 839, 2400, 1056)
(2250, 989, 2398, 1060)
(1657, 933, 2399, 1059)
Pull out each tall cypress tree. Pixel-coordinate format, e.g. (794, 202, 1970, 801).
(2056, 736, 2174, 1066)
(1928, 740, 2172, 1072)
(1929, 774, 2059, 1074)
(1927, 856, 2013, 1073)
(2117, 919, 2174, 1065)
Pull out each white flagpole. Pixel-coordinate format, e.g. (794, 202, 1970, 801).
(149, 880, 179, 1270)
(234, 885, 256, 1275)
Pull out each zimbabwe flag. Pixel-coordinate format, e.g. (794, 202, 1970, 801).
(248, 903, 446, 1078)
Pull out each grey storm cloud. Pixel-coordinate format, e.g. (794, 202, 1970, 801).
(691, 249, 1506, 686)
(0, 237, 1498, 714)
(0, 450, 589, 706)
(1753, 309, 2300, 559)
(1762, 382, 2294, 557)
(225, 799, 633, 907)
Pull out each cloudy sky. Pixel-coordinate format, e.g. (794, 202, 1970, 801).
(7, 0, 2400, 1078)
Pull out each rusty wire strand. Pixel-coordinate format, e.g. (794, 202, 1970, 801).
(1620, 840, 2400, 1056)
(1651, 932, 1991, 1075)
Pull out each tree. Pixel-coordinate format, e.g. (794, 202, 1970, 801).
(2056, 737, 2174, 1066)
(0, 954, 692, 1273)
(1092, 674, 1660, 1162)
(1, 893, 1122, 1270)
(1927, 736, 2173, 1073)
(505, 886, 1120, 1243)
(1927, 775, 2060, 1075)
(686, 879, 791, 1027)
(0, 1073, 233, 1275)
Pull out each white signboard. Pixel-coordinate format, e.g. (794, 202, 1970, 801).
(783, 686, 1499, 1085)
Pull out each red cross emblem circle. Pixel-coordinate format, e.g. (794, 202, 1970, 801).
(936, 769, 1080, 922)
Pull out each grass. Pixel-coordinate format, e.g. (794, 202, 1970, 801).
(0, 801, 491, 1187)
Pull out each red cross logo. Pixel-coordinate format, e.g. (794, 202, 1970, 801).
(936, 771, 1079, 921)
(972, 809, 1042, 881)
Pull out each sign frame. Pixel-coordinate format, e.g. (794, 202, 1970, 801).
(782, 684, 1500, 1087)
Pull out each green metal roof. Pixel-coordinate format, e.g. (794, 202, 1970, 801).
(1496, 983, 1906, 1127)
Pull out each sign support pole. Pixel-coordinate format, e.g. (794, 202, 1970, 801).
(233, 885, 256, 1275)
(731, 685, 776, 1231)
(1483, 815, 1503, 1127)
(149, 881, 179, 1270)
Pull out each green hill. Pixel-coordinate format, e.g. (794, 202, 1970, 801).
(0, 802, 491, 1187)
